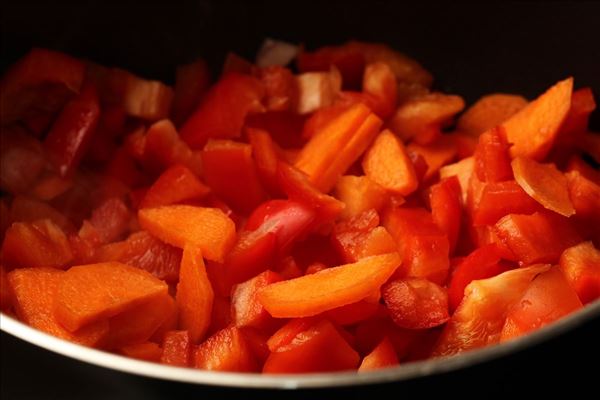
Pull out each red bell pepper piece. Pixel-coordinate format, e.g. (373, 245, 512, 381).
(9, 195, 75, 233)
(143, 119, 203, 177)
(245, 110, 306, 149)
(0, 127, 46, 195)
(194, 326, 258, 372)
(171, 59, 211, 126)
(263, 319, 359, 373)
(44, 83, 101, 177)
(358, 337, 399, 371)
(494, 211, 583, 265)
(1, 48, 84, 124)
(566, 170, 600, 226)
(472, 180, 543, 226)
(382, 278, 450, 329)
(160, 330, 192, 367)
(447, 244, 510, 312)
(501, 266, 582, 341)
(257, 65, 298, 112)
(559, 241, 600, 304)
(247, 127, 283, 196)
(201, 139, 267, 214)
(231, 270, 283, 331)
(1, 219, 73, 268)
(180, 72, 264, 149)
(383, 207, 450, 284)
(474, 127, 513, 183)
(556, 87, 596, 147)
(429, 176, 462, 253)
(277, 162, 345, 223)
(93, 230, 182, 283)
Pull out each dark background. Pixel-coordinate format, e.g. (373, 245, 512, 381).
(1, 1, 600, 398)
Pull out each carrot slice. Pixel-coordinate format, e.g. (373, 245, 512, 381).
(55, 262, 168, 331)
(407, 136, 457, 181)
(7, 267, 108, 346)
(105, 293, 175, 349)
(138, 205, 236, 262)
(358, 337, 399, 371)
(457, 94, 528, 137)
(501, 77, 573, 160)
(140, 164, 209, 209)
(362, 130, 418, 195)
(176, 245, 214, 343)
(295, 103, 382, 192)
(258, 253, 401, 318)
(512, 156, 575, 217)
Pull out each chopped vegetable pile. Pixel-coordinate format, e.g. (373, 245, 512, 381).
(0, 40, 599, 374)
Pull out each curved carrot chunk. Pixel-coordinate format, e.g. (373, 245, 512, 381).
(389, 93, 464, 145)
(138, 205, 236, 263)
(7, 267, 108, 347)
(263, 319, 359, 373)
(194, 326, 258, 372)
(559, 241, 600, 304)
(362, 130, 418, 196)
(141, 164, 209, 209)
(258, 253, 401, 318)
(502, 77, 573, 160)
(295, 103, 382, 193)
(458, 94, 528, 137)
(105, 293, 175, 349)
(512, 156, 574, 217)
(176, 245, 214, 343)
(500, 266, 582, 342)
(55, 262, 168, 331)
(358, 337, 399, 371)
(433, 264, 550, 357)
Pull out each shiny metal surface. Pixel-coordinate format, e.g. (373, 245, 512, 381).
(2, 300, 599, 389)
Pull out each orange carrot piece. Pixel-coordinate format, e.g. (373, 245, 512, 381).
(501, 77, 573, 160)
(141, 164, 209, 209)
(295, 103, 382, 192)
(55, 262, 168, 331)
(258, 253, 401, 318)
(161, 330, 192, 367)
(105, 294, 175, 349)
(457, 94, 528, 137)
(512, 156, 575, 217)
(138, 205, 236, 262)
(7, 267, 108, 346)
(407, 136, 457, 181)
(334, 175, 390, 219)
(362, 129, 418, 196)
(176, 245, 214, 343)
(388, 93, 465, 145)
(358, 337, 399, 371)
(119, 342, 163, 362)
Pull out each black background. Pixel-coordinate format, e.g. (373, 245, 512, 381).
(1, 1, 600, 398)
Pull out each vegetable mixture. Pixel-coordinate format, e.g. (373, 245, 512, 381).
(0, 40, 599, 373)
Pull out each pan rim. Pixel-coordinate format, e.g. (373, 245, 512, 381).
(1, 299, 599, 389)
